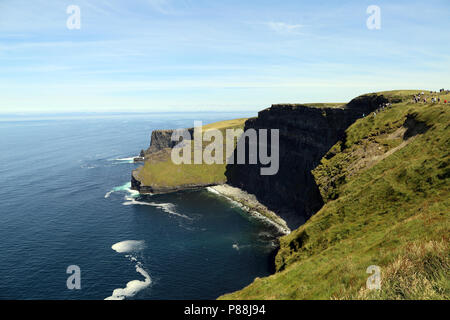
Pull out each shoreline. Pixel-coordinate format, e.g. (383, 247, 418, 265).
(207, 184, 291, 236)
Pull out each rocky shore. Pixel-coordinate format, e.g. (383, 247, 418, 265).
(207, 184, 290, 235)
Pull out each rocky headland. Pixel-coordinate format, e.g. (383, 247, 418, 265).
(130, 90, 450, 299)
(131, 93, 388, 229)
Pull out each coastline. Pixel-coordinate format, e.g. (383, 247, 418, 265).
(207, 184, 291, 236)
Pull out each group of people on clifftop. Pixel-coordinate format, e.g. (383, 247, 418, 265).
(372, 102, 392, 117)
(362, 102, 392, 118)
(362, 90, 448, 119)
(413, 90, 448, 104)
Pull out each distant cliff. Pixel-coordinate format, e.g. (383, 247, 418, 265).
(225, 94, 388, 229)
(131, 119, 247, 195)
(145, 128, 194, 155)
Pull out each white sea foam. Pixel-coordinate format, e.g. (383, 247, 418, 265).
(81, 164, 96, 169)
(105, 264, 151, 300)
(106, 182, 189, 218)
(206, 187, 220, 195)
(104, 190, 114, 198)
(109, 156, 138, 164)
(115, 157, 135, 161)
(232, 243, 251, 251)
(105, 182, 140, 199)
(111, 240, 146, 253)
(105, 240, 151, 300)
(122, 197, 191, 220)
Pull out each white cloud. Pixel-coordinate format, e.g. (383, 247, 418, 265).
(266, 22, 303, 34)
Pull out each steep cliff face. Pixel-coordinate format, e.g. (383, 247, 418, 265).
(226, 94, 388, 229)
(221, 93, 450, 300)
(145, 128, 193, 154)
(133, 94, 388, 229)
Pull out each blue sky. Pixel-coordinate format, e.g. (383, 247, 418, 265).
(0, 0, 449, 113)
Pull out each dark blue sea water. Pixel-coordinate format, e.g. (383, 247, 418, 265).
(0, 112, 279, 300)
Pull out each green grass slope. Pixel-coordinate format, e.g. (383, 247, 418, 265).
(134, 118, 248, 188)
(220, 91, 449, 300)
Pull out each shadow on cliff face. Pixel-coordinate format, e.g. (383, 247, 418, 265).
(224, 124, 324, 229)
(403, 113, 431, 140)
(225, 94, 389, 230)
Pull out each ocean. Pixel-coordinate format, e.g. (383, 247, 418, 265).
(0, 112, 279, 300)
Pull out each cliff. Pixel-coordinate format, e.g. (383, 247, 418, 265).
(221, 90, 450, 300)
(226, 93, 388, 229)
(130, 90, 449, 299)
(145, 128, 194, 155)
(132, 94, 388, 228)
(131, 170, 217, 194)
(131, 119, 247, 194)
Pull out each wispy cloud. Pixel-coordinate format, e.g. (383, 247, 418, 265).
(0, 0, 449, 113)
(266, 22, 303, 35)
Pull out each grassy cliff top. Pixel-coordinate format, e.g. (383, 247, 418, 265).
(202, 118, 248, 131)
(373, 89, 450, 102)
(271, 102, 346, 109)
(272, 90, 450, 109)
(134, 118, 248, 188)
(220, 92, 449, 300)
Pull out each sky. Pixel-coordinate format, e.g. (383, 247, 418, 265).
(0, 0, 449, 113)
